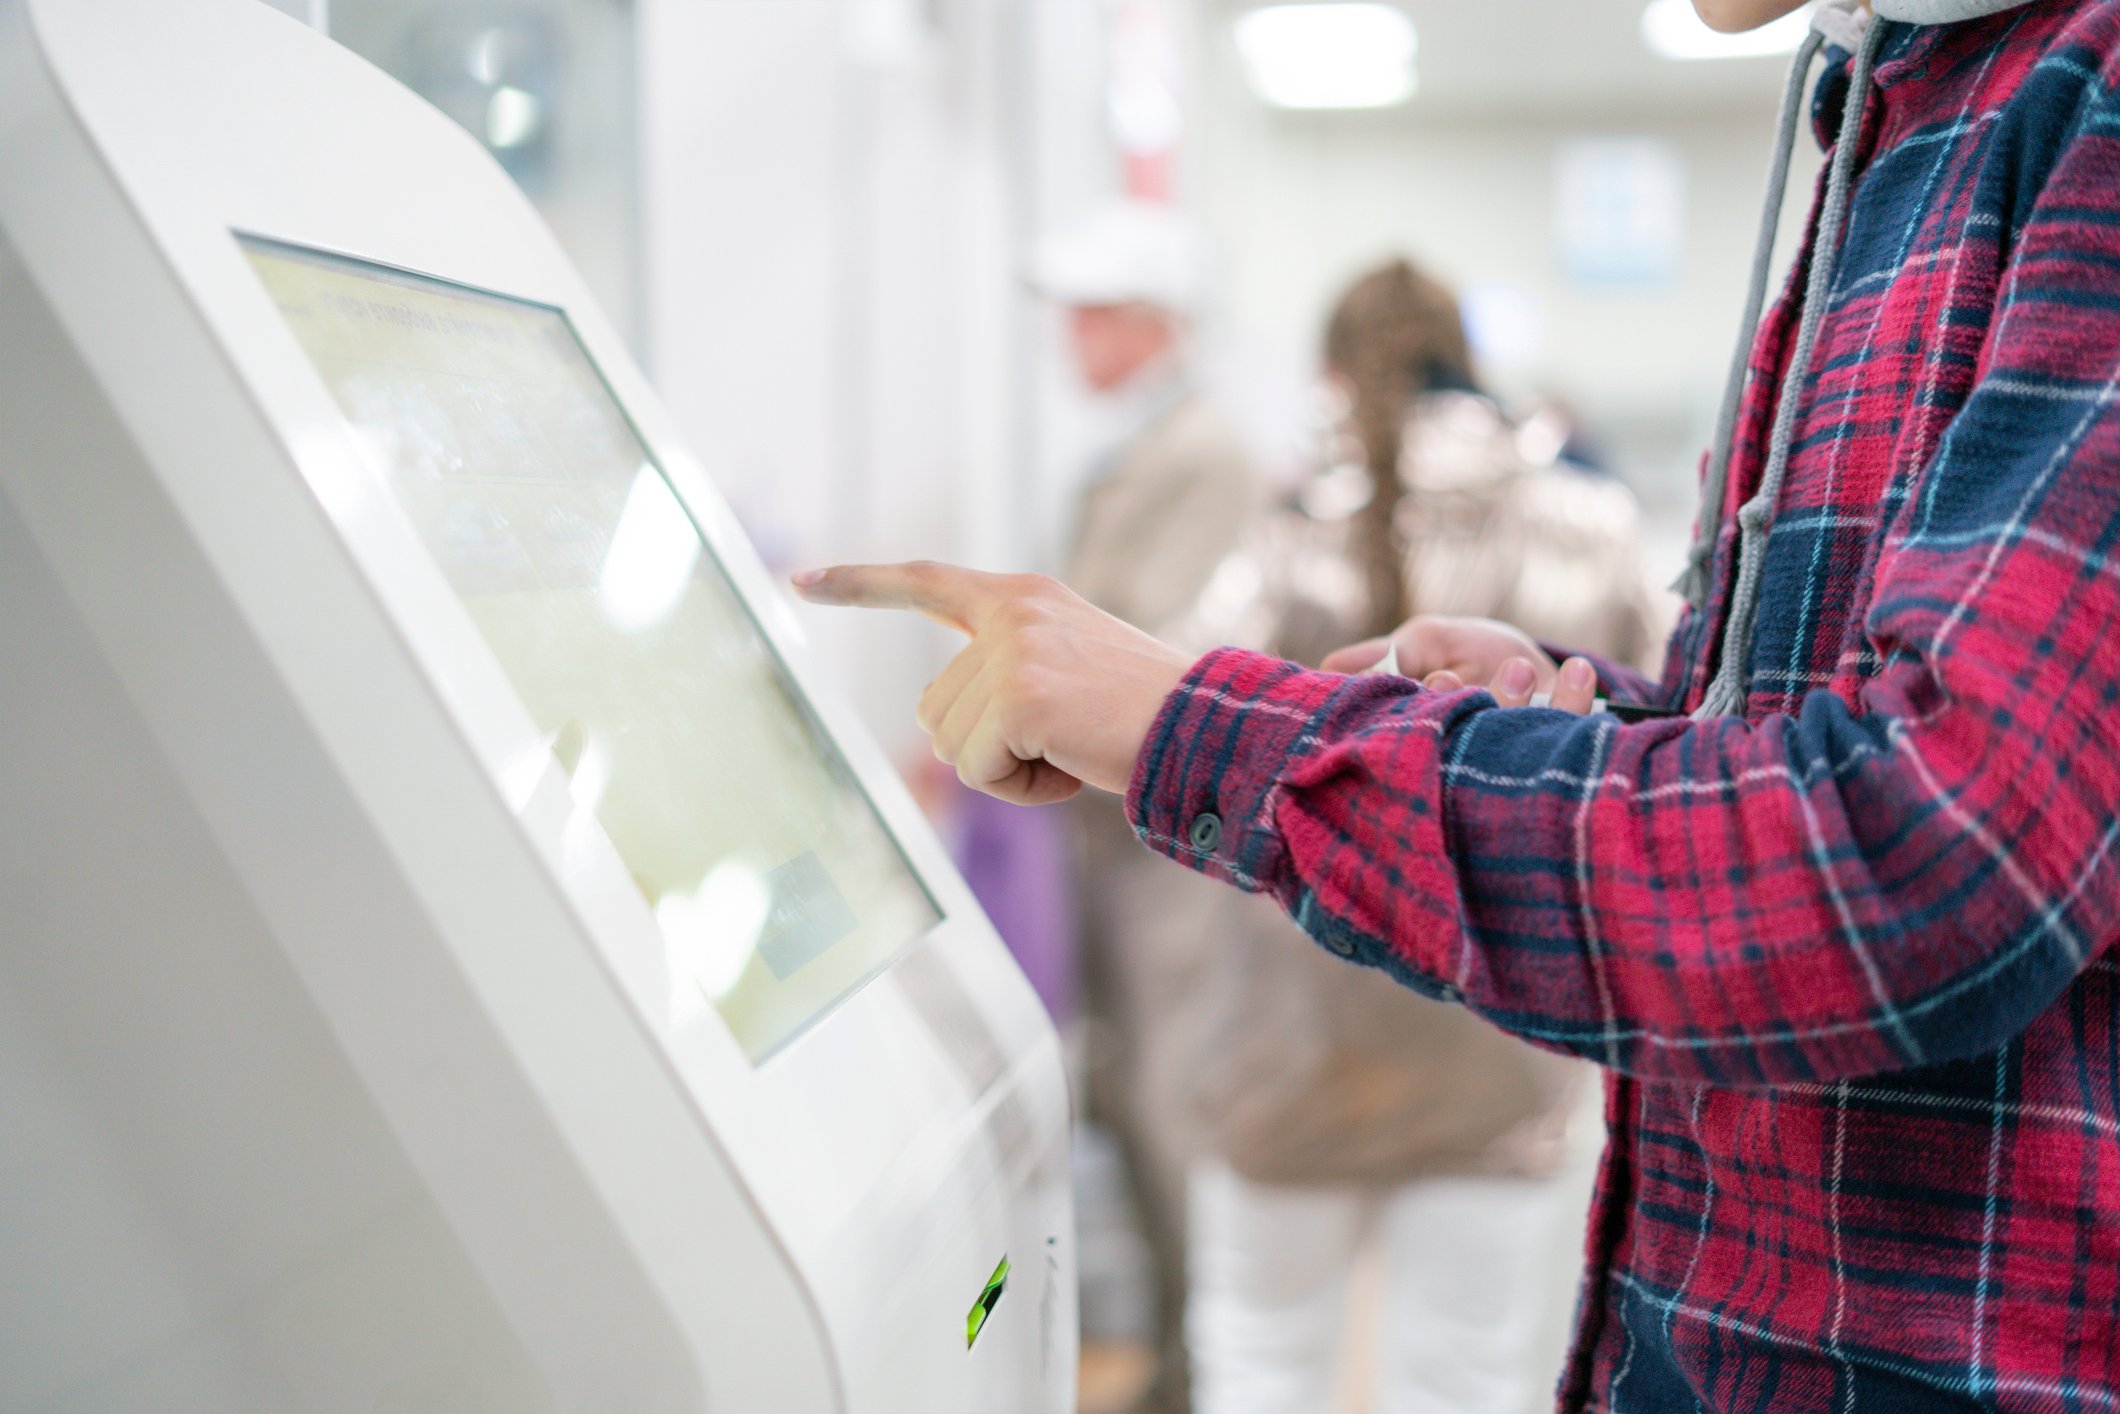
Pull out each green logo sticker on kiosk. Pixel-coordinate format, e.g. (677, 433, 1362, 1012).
(966, 1255, 1010, 1349)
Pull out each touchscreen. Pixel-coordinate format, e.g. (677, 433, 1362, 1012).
(242, 238, 940, 1060)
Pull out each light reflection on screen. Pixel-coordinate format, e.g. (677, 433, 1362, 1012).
(242, 238, 941, 1060)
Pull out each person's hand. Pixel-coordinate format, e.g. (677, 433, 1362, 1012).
(793, 562, 1192, 805)
(1321, 614, 1600, 713)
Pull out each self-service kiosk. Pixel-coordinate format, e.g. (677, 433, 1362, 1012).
(0, 1, 1074, 1408)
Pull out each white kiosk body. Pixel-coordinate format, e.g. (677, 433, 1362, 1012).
(0, 1, 1075, 1409)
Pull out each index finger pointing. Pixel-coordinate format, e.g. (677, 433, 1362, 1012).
(791, 561, 1010, 634)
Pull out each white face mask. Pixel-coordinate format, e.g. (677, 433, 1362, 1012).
(1872, 0, 2036, 21)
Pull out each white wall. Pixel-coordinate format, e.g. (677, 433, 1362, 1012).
(638, 0, 1118, 757)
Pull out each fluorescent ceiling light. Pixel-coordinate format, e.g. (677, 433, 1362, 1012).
(1234, 3, 1418, 111)
(1641, 0, 1812, 61)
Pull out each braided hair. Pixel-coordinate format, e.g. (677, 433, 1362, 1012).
(1322, 258, 1475, 641)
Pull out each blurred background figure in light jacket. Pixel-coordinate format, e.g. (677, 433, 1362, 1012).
(1174, 256, 1665, 1414)
(1033, 199, 1272, 1414)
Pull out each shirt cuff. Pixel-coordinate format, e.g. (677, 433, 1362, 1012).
(1124, 647, 1349, 895)
(1125, 647, 1482, 1003)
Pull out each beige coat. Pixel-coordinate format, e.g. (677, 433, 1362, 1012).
(1172, 391, 1668, 1188)
(1068, 388, 1278, 1124)
(1068, 390, 1273, 644)
(1066, 388, 1271, 1368)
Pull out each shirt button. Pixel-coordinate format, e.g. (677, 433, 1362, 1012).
(1188, 812, 1224, 853)
(1325, 935, 1357, 958)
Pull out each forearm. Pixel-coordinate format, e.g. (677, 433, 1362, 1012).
(1128, 648, 2119, 1087)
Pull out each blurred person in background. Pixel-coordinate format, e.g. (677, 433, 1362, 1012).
(1515, 394, 1616, 481)
(1171, 258, 1659, 1414)
(1031, 199, 1271, 1414)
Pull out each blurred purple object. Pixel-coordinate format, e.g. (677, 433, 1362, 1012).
(946, 783, 1078, 1026)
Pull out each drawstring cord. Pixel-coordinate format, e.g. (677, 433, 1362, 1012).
(1688, 10, 1889, 720)
(1673, 23, 1830, 609)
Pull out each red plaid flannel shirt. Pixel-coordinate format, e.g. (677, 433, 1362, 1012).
(1128, 7, 2120, 1409)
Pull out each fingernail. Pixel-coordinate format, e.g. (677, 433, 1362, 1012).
(1561, 657, 1596, 692)
(1497, 659, 1536, 696)
(790, 569, 825, 589)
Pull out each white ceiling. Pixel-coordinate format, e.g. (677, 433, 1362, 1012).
(1204, 0, 1807, 119)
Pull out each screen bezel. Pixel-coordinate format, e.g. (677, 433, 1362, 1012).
(223, 223, 992, 1063)
(206, 184, 1045, 1269)
(236, 233, 943, 1063)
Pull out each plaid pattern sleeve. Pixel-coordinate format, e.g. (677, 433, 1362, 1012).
(1129, 60, 2120, 1093)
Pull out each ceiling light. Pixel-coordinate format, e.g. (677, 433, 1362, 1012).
(1642, 0, 1812, 61)
(1234, 3, 1418, 111)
